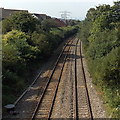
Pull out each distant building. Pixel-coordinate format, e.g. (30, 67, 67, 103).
(52, 18, 67, 27)
(0, 8, 28, 20)
(32, 13, 51, 20)
(0, 8, 67, 27)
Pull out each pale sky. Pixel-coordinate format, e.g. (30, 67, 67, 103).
(0, 0, 115, 20)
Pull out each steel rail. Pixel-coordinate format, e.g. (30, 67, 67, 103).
(74, 39, 79, 120)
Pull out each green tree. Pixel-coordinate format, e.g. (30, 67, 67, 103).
(41, 19, 58, 32)
(2, 18, 12, 33)
(11, 11, 38, 32)
(31, 31, 52, 56)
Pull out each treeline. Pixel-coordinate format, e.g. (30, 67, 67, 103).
(79, 1, 120, 117)
(2, 11, 79, 105)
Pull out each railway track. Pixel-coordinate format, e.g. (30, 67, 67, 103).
(74, 39, 93, 119)
(49, 39, 93, 119)
(31, 38, 74, 120)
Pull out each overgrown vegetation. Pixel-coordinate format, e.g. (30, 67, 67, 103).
(79, 1, 120, 117)
(2, 11, 79, 106)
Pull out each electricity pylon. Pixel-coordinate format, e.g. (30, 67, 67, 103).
(60, 11, 71, 24)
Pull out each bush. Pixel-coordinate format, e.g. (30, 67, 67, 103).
(2, 11, 39, 33)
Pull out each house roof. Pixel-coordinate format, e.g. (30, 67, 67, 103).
(32, 13, 51, 20)
(53, 18, 66, 27)
(0, 8, 28, 19)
